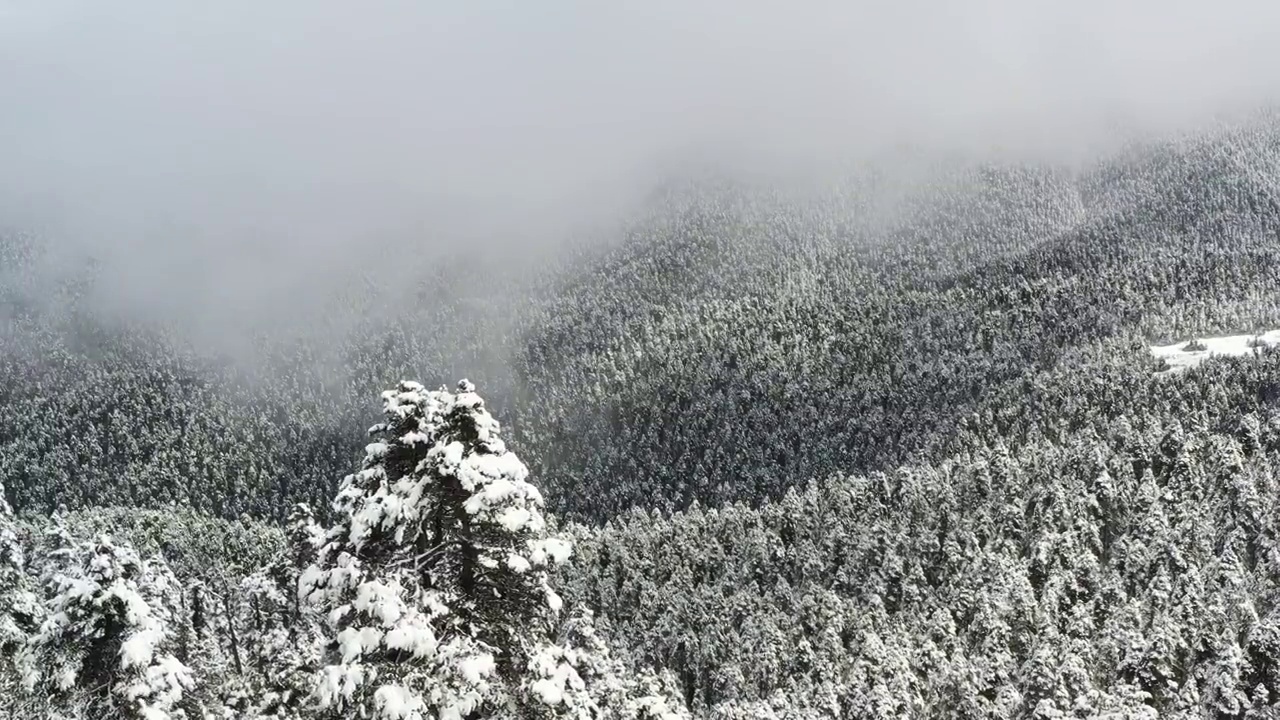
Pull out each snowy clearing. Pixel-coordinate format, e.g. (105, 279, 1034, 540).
(1151, 330, 1280, 373)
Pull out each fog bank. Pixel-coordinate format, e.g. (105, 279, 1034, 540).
(2, 0, 1278, 342)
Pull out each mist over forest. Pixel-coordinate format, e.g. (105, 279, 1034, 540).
(4, 2, 1280, 719)
(3, 0, 1278, 346)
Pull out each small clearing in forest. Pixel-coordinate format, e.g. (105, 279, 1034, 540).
(1151, 330, 1280, 373)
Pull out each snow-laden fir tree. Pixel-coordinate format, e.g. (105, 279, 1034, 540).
(172, 578, 228, 718)
(20, 532, 194, 720)
(221, 504, 327, 719)
(0, 480, 40, 687)
(524, 608, 690, 720)
(300, 380, 687, 720)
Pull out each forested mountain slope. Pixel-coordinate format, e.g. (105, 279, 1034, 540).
(515, 119, 1280, 520)
(558, 348, 1280, 718)
(4, 109, 1280, 716)
(1, 117, 1279, 528)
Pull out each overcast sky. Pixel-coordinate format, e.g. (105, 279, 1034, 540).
(2, 0, 1278, 337)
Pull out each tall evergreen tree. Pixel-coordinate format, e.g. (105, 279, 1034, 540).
(0, 480, 40, 692)
(20, 532, 194, 720)
(300, 380, 684, 719)
(223, 503, 327, 719)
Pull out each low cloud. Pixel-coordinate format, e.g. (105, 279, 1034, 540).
(2, 0, 1277, 344)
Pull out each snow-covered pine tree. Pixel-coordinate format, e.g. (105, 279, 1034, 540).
(0, 481, 40, 693)
(20, 532, 194, 720)
(0, 481, 36, 641)
(173, 579, 236, 719)
(166, 576, 231, 717)
(300, 380, 686, 720)
(372, 380, 569, 652)
(222, 504, 326, 719)
(524, 608, 689, 720)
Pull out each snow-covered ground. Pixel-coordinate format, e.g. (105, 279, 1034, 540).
(1151, 330, 1280, 372)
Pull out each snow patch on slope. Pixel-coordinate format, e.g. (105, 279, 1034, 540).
(1151, 330, 1280, 373)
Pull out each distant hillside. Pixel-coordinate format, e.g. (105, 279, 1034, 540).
(558, 349, 1280, 716)
(514, 118, 1280, 520)
(2, 117, 1280, 525)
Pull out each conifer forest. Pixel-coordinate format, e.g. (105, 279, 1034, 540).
(5, 3, 1280, 719)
